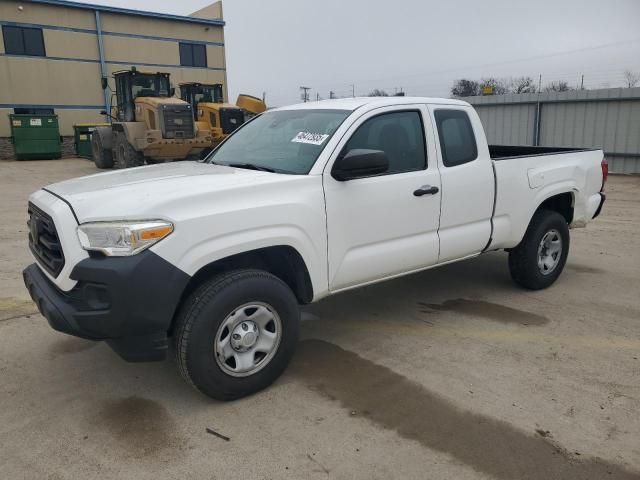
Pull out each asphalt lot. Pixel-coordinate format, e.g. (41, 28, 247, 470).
(1, 158, 639, 480)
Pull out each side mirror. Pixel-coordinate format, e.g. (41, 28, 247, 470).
(332, 149, 389, 181)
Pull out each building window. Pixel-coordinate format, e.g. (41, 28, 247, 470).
(2, 26, 46, 57)
(179, 42, 207, 68)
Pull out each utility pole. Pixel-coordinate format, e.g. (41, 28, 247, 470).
(351, 84, 355, 97)
(300, 86, 311, 103)
(580, 75, 584, 90)
(329, 90, 335, 99)
(316, 92, 320, 101)
(262, 91, 266, 103)
(538, 74, 542, 93)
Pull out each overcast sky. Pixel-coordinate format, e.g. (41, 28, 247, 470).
(86, 0, 639, 106)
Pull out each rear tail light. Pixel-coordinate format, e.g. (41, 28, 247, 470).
(601, 157, 608, 192)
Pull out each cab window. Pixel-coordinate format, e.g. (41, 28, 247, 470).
(434, 109, 478, 167)
(342, 111, 427, 174)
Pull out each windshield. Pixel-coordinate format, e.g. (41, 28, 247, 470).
(132, 75, 170, 98)
(194, 87, 216, 103)
(207, 109, 350, 174)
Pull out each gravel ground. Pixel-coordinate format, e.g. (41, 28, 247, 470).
(1, 158, 639, 480)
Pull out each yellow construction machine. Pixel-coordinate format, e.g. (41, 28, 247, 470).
(179, 83, 266, 151)
(92, 68, 212, 169)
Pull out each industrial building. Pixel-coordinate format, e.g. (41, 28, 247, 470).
(0, 0, 227, 158)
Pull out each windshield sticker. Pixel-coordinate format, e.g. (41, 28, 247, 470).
(291, 131, 330, 145)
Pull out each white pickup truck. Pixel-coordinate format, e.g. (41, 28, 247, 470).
(23, 97, 607, 400)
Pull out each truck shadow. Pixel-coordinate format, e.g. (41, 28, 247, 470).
(288, 339, 639, 480)
(304, 251, 545, 329)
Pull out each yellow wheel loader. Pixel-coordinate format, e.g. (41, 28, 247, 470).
(179, 83, 266, 154)
(92, 68, 212, 169)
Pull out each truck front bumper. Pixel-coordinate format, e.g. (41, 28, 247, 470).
(23, 250, 190, 362)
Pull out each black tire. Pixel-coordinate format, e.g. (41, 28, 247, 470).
(173, 269, 300, 400)
(113, 131, 144, 169)
(91, 129, 113, 169)
(508, 209, 570, 290)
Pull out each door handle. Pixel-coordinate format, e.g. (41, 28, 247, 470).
(413, 185, 439, 196)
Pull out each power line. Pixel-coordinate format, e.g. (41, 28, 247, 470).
(306, 38, 640, 91)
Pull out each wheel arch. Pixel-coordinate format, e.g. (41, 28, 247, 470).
(535, 191, 574, 224)
(169, 245, 314, 335)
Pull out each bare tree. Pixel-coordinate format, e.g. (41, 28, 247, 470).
(544, 81, 573, 92)
(623, 70, 640, 88)
(511, 76, 537, 94)
(479, 77, 510, 95)
(451, 79, 480, 97)
(368, 89, 389, 97)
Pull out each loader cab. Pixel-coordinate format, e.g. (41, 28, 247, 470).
(180, 82, 246, 138)
(114, 69, 172, 122)
(180, 82, 224, 112)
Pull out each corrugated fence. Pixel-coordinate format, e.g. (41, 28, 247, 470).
(462, 87, 640, 174)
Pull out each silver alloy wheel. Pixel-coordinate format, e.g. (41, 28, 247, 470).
(214, 302, 282, 377)
(537, 229, 562, 275)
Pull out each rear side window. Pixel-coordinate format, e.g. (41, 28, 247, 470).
(343, 110, 427, 174)
(434, 109, 478, 167)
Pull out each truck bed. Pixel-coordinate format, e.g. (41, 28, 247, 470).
(489, 144, 598, 160)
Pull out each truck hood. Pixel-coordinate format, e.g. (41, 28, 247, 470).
(45, 162, 307, 223)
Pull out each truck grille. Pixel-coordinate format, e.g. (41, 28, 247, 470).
(160, 104, 195, 139)
(28, 203, 65, 277)
(220, 108, 245, 134)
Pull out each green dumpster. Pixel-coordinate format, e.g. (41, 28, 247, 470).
(9, 114, 62, 160)
(73, 123, 110, 159)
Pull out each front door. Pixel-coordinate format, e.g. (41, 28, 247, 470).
(323, 105, 442, 291)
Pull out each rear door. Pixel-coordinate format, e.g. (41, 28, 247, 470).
(429, 106, 495, 262)
(323, 105, 442, 291)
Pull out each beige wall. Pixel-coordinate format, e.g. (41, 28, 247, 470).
(0, 1, 95, 30)
(0, 57, 104, 105)
(100, 13, 224, 44)
(44, 29, 99, 60)
(190, 1, 224, 20)
(0, 0, 228, 138)
(102, 36, 225, 70)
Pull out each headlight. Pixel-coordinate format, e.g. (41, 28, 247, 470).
(77, 220, 173, 256)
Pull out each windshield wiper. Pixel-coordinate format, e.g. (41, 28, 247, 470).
(224, 162, 276, 173)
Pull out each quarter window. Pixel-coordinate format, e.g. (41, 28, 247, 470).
(179, 42, 207, 68)
(434, 109, 478, 167)
(342, 111, 427, 175)
(2, 26, 45, 57)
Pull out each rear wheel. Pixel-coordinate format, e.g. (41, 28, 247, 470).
(173, 269, 300, 400)
(113, 131, 144, 169)
(91, 128, 113, 169)
(508, 209, 570, 290)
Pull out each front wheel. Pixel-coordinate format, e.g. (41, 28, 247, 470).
(173, 270, 300, 400)
(91, 128, 113, 169)
(508, 209, 570, 290)
(113, 132, 144, 169)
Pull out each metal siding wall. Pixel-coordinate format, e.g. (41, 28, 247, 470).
(473, 103, 535, 145)
(465, 88, 640, 173)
